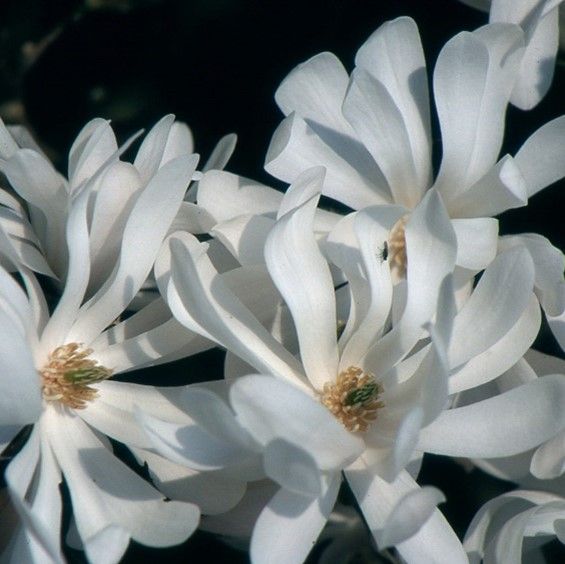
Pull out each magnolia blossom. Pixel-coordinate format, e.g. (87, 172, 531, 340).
(0, 147, 220, 562)
(464, 487, 565, 562)
(261, 16, 565, 345)
(0, 114, 235, 301)
(141, 168, 565, 563)
(459, 0, 565, 109)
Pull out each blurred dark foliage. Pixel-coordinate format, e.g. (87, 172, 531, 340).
(0, 1, 564, 562)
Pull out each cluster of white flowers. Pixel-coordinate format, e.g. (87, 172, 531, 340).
(1, 2, 564, 562)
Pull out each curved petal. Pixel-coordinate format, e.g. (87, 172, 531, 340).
(197, 170, 282, 223)
(491, 0, 560, 110)
(230, 375, 364, 472)
(167, 232, 306, 388)
(265, 112, 391, 209)
(448, 294, 540, 393)
(433, 25, 524, 199)
(275, 51, 352, 136)
(343, 69, 422, 207)
(418, 374, 565, 457)
(498, 233, 565, 317)
(448, 246, 535, 367)
(515, 116, 565, 197)
(363, 190, 456, 375)
(264, 168, 338, 389)
(250, 476, 340, 564)
(70, 154, 198, 344)
(530, 429, 565, 479)
(133, 114, 175, 182)
(355, 16, 432, 199)
(46, 409, 200, 557)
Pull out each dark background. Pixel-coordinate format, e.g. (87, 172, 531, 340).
(0, 1, 563, 562)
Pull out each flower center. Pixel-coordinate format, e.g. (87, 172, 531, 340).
(40, 343, 112, 409)
(320, 366, 384, 433)
(387, 215, 408, 279)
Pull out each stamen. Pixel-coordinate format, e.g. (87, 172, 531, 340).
(40, 343, 112, 409)
(320, 366, 384, 433)
(387, 215, 408, 279)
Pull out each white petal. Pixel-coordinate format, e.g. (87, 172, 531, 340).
(515, 116, 565, 197)
(70, 154, 198, 344)
(363, 190, 456, 375)
(447, 155, 528, 217)
(133, 114, 175, 182)
(161, 121, 194, 164)
(275, 52, 352, 136)
(418, 374, 565, 457)
(448, 294, 540, 393)
(530, 429, 565, 479)
(491, 0, 560, 109)
(46, 410, 199, 555)
(344, 69, 424, 208)
(197, 169, 282, 223)
(354, 16, 432, 202)
(449, 246, 535, 367)
(265, 112, 391, 209)
(433, 25, 523, 198)
(451, 217, 498, 270)
(211, 214, 275, 265)
(169, 201, 216, 234)
(264, 439, 322, 497)
(264, 168, 339, 389)
(250, 476, 340, 564)
(68, 118, 118, 188)
(167, 232, 306, 387)
(499, 233, 565, 317)
(202, 133, 237, 172)
(131, 447, 246, 515)
(230, 375, 364, 472)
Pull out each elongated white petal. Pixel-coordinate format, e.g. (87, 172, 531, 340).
(250, 476, 340, 564)
(161, 121, 194, 164)
(202, 133, 236, 172)
(265, 112, 391, 208)
(499, 233, 565, 317)
(167, 232, 306, 387)
(355, 16, 432, 198)
(39, 183, 91, 359)
(449, 247, 535, 367)
(418, 375, 565, 457)
(331, 207, 399, 368)
(275, 52, 352, 136)
(46, 409, 199, 559)
(343, 69, 421, 207)
(230, 375, 364, 471)
(133, 114, 175, 182)
(68, 118, 118, 188)
(449, 295, 540, 393)
(363, 190, 456, 375)
(265, 168, 338, 389)
(70, 154, 198, 344)
(515, 116, 565, 197)
(434, 25, 523, 199)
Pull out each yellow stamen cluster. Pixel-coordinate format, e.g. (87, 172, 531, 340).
(320, 366, 384, 433)
(387, 215, 408, 279)
(40, 343, 112, 409)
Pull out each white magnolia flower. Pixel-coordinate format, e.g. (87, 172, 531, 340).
(263, 17, 565, 345)
(459, 0, 565, 109)
(141, 168, 565, 563)
(464, 487, 565, 563)
(0, 114, 235, 300)
(0, 148, 215, 563)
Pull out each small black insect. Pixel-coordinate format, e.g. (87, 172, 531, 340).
(378, 241, 388, 262)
